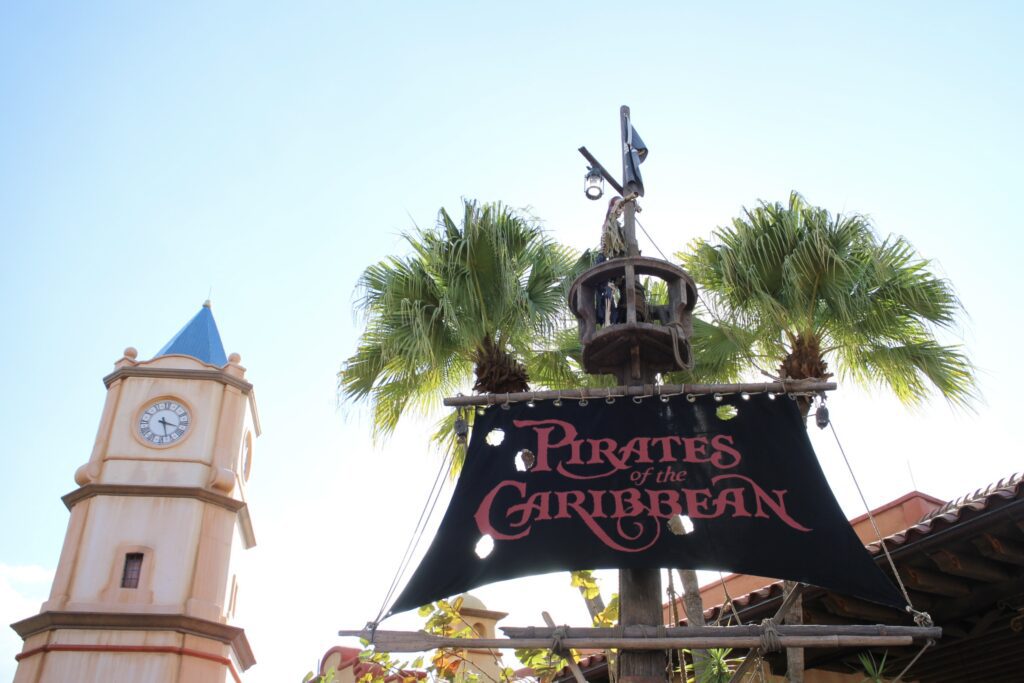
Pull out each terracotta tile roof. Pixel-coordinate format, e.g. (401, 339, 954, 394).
(549, 652, 609, 682)
(321, 645, 428, 682)
(697, 472, 1024, 623)
(864, 472, 1024, 555)
(352, 661, 429, 682)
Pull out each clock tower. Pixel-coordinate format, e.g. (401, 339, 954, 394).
(12, 302, 259, 682)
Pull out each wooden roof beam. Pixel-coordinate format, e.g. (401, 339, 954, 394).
(927, 574, 1024, 624)
(928, 549, 1016, 582)
(898, 565, 972, 597)
(821, 595, 906, 623)
(973, 532, 1024, 567)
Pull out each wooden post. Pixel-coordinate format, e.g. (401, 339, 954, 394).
(622, 199, 639, 256)
(618, 568, 664, 683)
(617, 152, 664, 681)
(784, 581, 804, 682)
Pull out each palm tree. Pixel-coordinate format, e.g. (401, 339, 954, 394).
(339, 199, 577, 456)
(674, 191, 977, 682)
(677, 191, 976, 414)
(341, 200, 623, 644)
(341, 202, 631, 639)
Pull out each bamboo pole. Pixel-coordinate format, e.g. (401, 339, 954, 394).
(337, 625, 942, 653)
(497, 625, 936, 639)
(442, 380, 836, 407)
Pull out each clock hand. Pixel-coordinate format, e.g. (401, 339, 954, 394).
(158, 417, 172, 435)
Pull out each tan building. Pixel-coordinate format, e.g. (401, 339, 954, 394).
(11, 302, 259, 682)
(318, 594, 508, 683)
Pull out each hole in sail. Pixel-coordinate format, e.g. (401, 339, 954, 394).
(515, 449, 536, 472)
(475, 534, 495, 558)
(668, 514, 695, 536)
(716, 404, 738, 421)
(485, 429, 505, 446)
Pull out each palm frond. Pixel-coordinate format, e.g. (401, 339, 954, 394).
(678, 192, 977, 407)
(838, 337, 977, 409)
(339, 199, 580, 452)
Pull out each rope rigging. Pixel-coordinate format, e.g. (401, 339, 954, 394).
(635, 212, 779, 382)
(827, 416, 931, 626)
(373, 442, 457, 626)
(827, 412, 935, 682)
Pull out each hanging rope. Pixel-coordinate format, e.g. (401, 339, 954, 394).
(890, 638, 934, 683)
(713, 571, 744, 627)
(633, 214, 670, 261)
(828, 418, 933, 627)
(635, 215, 778, 382)
(666, 568, 685, 679)
(373, 443, 456, 626)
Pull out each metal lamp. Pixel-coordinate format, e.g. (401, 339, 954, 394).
(584, 167, 605, 200)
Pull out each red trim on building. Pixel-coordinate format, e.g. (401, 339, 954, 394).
(15, 643, 243, 683)
(847, 490, 945, 527)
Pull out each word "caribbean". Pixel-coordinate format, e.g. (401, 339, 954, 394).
(475, 474, 811, 553)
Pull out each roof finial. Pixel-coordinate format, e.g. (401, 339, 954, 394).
(203, 299, 212, 309)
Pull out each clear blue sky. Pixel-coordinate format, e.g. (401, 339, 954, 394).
(2, 2, 1022, 681)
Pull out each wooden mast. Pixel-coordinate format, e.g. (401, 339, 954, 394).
(615, 109, 664, 683)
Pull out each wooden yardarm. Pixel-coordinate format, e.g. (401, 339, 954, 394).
(337, 624, 942, 652)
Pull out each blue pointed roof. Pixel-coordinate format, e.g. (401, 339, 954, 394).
(155, 301, 228, 366)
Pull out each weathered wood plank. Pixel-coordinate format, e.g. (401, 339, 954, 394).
(928, 549, 1014, 582)
(499, 624, 935, 638)
(336, 628, 940, 653)
(899, 565, 973, 597)
(618, 567, 662, 683)
(442, 380, 837, 406)
(973, 533, 1024, 567)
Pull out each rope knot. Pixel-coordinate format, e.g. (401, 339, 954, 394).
(550, 625, 569, 656)
(759, 617, 782, 652)
(910, 609, 934, 628)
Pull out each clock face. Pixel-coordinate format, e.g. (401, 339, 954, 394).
(138, 399, 191, 446)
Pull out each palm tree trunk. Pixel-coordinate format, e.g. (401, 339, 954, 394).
(679, 569, 708, 681)
(777, 333, 828, 682)
(779, 333, 831, 421)
(472, 335, 530, 394)
(777, 333, 826, 682)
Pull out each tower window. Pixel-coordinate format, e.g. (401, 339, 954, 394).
(121, 553, 144, 588)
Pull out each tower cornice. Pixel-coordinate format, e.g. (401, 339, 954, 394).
(103, 366, 253, 394)
(62, 484, 256, 549)
(10, 611, 255, 671)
